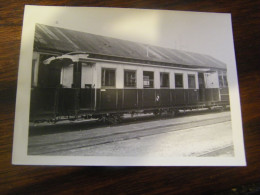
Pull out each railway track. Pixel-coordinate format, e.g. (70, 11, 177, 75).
(29, 108, 228, 136)
(28, 112, 231, 155)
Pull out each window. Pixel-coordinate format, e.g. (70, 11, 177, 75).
(198, 73, 205, 88)
(219, 75, 224, 87)
(218, 71, 228, 88)
(223, 75, 228, 87)
(175, 74, 183, 88)
(188, 74, 196, 88)
(143, 71, 154, 88)
(124, 70, 136, 87)
(102, 68, 115, 87)
(160, 72, 169, 88)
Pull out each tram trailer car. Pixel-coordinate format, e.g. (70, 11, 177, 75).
(30, 24, 229, 123)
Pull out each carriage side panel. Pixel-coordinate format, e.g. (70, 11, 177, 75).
(205, 88, 220, 102)
(30, 88, 57, 118)
(172, 89, 186, 106)
(187, 89, 199, 105)
(100, 89, 117, 110)
(159, 89, 171, 107)
(122, 89, 138, 109)
(142, 89, 156, 108)
(220, 87, 229, 101)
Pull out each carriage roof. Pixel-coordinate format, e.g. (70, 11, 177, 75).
(34, 23, 226, 70)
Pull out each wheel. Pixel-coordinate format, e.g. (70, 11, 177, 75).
(170, 110, 176, 117)
(153, 110, 161, 117)
(104, 115, 122, 125)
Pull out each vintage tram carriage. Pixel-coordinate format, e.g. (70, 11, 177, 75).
(30, 24, 229, 123)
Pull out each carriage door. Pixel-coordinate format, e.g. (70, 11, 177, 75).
(80, 84, 92, 109)
(79, 63, 93, 110)
(198, 73, 205, 102)
(38, 54, 61, 88)
(33, 54, 61, 114)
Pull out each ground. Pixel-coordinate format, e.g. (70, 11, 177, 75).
(28, 111, 234, 157)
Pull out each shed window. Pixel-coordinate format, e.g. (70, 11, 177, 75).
(175, 74, 183, 88)
(143, 71, 154, 88)
(124, 70, 136, 87)
(188, 75, 196, 88)
(102, 68, 115, 87)
(160, 72, 169, 88)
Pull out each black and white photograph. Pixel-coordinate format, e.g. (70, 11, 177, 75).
(12, 6, 246, 166)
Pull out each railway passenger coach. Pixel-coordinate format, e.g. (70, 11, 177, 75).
(30, 24, 229, 123)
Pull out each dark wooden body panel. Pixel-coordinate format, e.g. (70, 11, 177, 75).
(30, 87, 229, 120)
(123, 89, 138, 109)
(100, 89, 117, 110)
(159, 89, 171, 107)
(205, 88, 220, 102)
(220, 87, 230, 102)
(30, 88, 57, 116)
(186, 89, 199, 105)
(142, 89, 156, 108)
(59, 88, 79, 114)
(79, 88, 93, 109)
(172, 89, 186, 105)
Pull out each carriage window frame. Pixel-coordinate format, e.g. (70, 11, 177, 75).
(219, 75, 224, 88)
(160, 72, 170, 88)
(124, 69, 136, 88)
(143, 71, 154, 88)
(101, 68, 116, 88)
(188, 74, 196, 89)
(223, 75, 228, 87)
(218, 71, 228, 88)
(175, 73, 183, 88)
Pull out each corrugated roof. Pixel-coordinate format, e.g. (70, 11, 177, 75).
(34, 24, 226, 70)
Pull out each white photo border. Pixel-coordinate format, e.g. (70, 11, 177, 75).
(12, 5, 246, 166)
